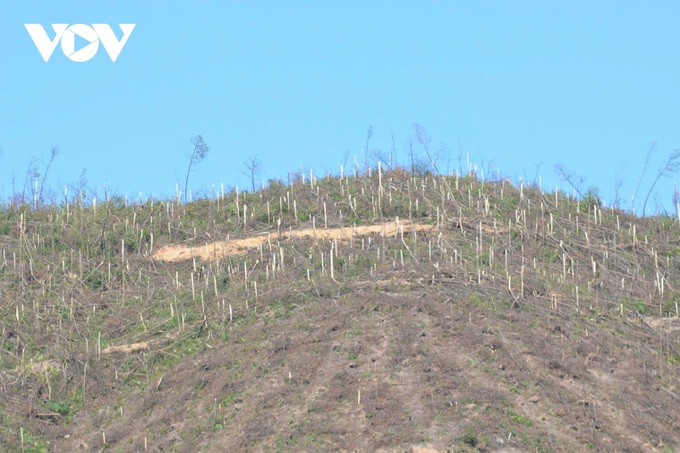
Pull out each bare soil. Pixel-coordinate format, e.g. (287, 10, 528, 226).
(1, 175, 679, 452)
(152, 220, 435, 263)
(47, 276, 680, 452)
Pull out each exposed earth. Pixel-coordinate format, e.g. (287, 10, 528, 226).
(1, 173, 679, 452)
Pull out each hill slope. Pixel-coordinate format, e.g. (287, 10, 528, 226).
(1, 171, 679, 452)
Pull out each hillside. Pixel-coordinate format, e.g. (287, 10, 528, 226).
(1, 169, 679, 452)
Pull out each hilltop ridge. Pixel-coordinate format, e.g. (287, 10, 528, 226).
(0, 169, 679, 451)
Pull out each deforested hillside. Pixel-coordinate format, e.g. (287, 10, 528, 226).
(0, 168, 679, 452)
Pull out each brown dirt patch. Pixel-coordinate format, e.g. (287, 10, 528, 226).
(153, 220, 436, 263)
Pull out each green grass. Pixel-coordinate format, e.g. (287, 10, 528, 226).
(44, 400, 70, 416)
(508, 409, 533, 427)
(462, 429, 478, 447)
(18, 428, 49, 453)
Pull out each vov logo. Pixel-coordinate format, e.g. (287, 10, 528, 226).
(25, 24, 136, 62)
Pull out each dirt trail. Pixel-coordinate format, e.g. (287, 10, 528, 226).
(153, 220, 435, 263)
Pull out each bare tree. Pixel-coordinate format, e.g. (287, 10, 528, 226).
(22, 157, 39, 207)
(554, 163, 601, 207)
(38, 145, 59, 206)
(184, 135, 210, 203)
(457, 140, 464, 175)
(632, 142, 657, 213)
(390, 131, 397, 168)
(531, 162, 543, 188)
(363, 126, 373, 171)
(243, 155, 262, 192)
(554, 163, 586, 199)
(642, 149, 680, 217)
(613, 177, 624, 210)
(371, 149, 391, 170)
(412, 123, 439, 174)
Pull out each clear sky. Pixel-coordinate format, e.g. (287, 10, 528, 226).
(2, 1, 680, 215)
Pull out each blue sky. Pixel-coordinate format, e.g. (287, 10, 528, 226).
(2, 1, 680, 214)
